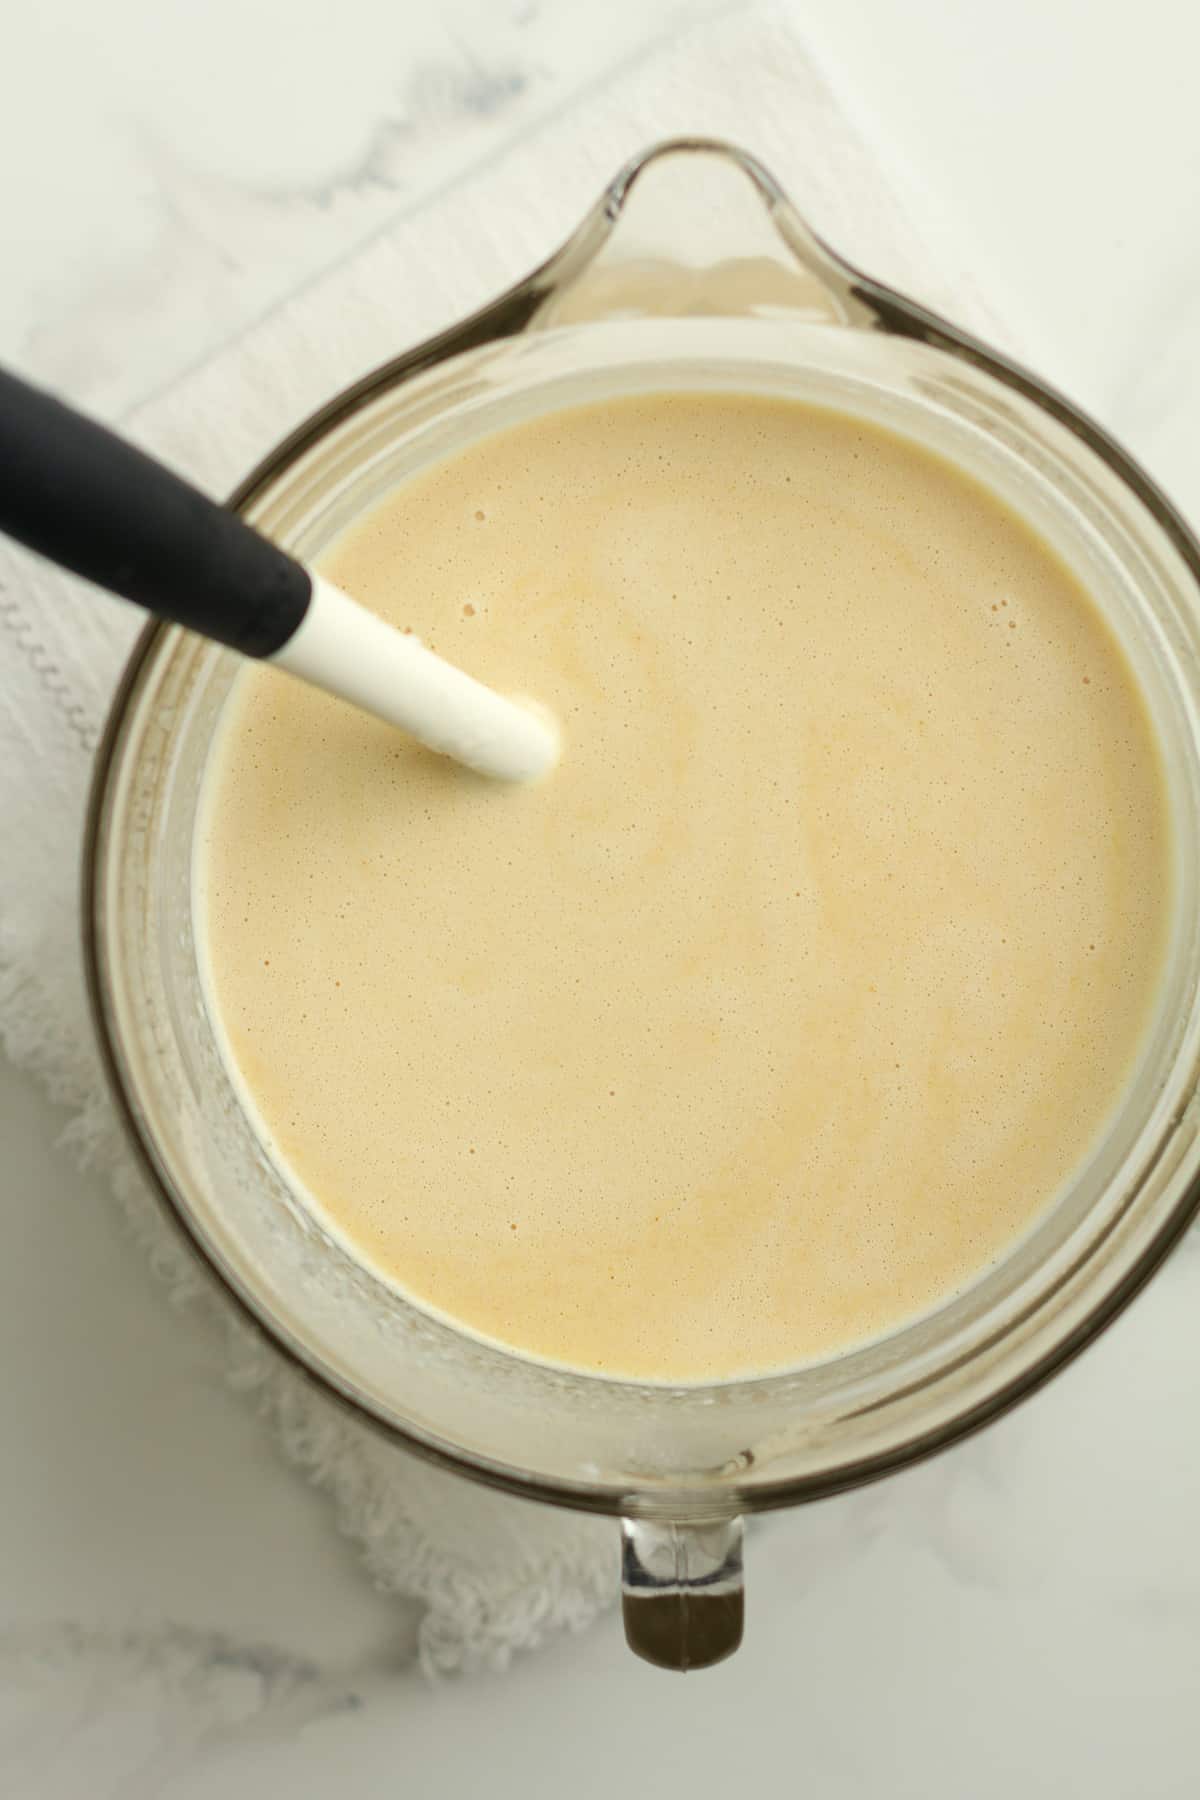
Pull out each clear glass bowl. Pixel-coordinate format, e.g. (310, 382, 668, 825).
(83, 141, 1200, 1669)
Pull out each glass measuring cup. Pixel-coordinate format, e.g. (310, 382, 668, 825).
(84, 141, 1200, 1670)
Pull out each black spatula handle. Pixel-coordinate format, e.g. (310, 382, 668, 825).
(0, 364, 311, 656)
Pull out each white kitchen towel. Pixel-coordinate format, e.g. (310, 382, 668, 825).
(0, 1, 1004, 1675)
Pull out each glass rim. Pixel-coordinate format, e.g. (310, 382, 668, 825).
(82, 138, 1200, 1517)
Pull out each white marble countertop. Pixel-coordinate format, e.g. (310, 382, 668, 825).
(4, 1, 1200, 1793)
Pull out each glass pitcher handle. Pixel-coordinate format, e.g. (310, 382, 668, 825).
(620, 1515, 744, 1671)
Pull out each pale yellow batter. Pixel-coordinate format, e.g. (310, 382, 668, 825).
(198, 392, 1170, 1381)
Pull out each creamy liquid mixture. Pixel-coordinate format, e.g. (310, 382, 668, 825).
(199, 392, 1170, 1382)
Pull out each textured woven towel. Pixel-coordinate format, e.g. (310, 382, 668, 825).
(0, 3, 999, 1674)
